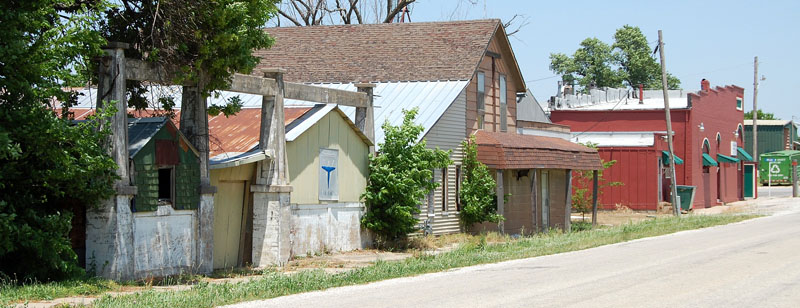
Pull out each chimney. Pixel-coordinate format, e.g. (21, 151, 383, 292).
(701, 79, 710, 91)
(639, 84, 644, 104)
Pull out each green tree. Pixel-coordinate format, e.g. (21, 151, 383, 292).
(571, 143, 622, 220)
(550, 25, 681, 92)
(102, 0, 279, 112)
(744, 109, 778, 120)
(0, 0, 118, 281)
(361, 108, 451, 243)
(458, 135, 503, 229)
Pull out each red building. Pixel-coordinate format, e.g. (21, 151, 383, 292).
(550, 80, 748, 210)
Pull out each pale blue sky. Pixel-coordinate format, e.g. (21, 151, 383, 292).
(407, 0, 799, 121)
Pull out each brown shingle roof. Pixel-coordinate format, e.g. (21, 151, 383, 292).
(255, 20, 501, 83)
(474, 131, 602, 171)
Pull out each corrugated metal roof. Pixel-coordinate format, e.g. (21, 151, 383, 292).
(743, 119, 792, 126)
(284, 81, 469, 148)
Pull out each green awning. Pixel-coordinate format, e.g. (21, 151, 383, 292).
(717, 153, 740, 163)
(702, 153, 718, 166)
(737, 147, 754, 162)
(661, 150, 684, 165)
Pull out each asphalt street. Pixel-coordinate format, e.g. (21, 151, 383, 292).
(227, 198, 800, 308)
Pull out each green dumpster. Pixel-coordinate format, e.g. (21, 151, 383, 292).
(675, 185, 696, 211)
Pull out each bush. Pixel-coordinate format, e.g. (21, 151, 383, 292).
(361, 108, 451, 243)
(459, 135, 504, 228)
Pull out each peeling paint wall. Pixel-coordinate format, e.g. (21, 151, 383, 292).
(290, 203, 369, 257)
(131, 205, 196, 278)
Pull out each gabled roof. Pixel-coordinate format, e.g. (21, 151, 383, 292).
(517, 89, 551, 123)
(474, 130, 602, 170)
(127, 117, 198, 158)
(255, 20, 504, 83)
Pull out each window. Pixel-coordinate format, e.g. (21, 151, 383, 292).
(455, 165, 462, 211)
(158, 167, 174, 205)
(441, 167, 448, 211)
(716, 133, 722, 150)
(736, 97, 743, 110)
(499, 75, 507, 132)
(477, 71, 485, 129)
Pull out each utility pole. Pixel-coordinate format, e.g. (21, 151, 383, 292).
(753, 56, 759, 163)
(658, 30, 681, 217)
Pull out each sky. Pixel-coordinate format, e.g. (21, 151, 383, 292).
(404, 0, 799, 121)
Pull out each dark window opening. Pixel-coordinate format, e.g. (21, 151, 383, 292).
(158, 167, 173, 205)
(442, 168, 448, 212)
(455, 165, 462, 211)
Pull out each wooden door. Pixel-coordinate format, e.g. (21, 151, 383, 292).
(213, 181, 246, 269)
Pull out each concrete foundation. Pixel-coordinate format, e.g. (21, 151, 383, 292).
(290, 202, 370, 257)
(251, 185, 292, 267)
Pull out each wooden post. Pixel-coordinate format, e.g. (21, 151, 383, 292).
(251, 69, 292, 267)
(591, 170, 599, 227)
(565, 170, 572, 232)
(657, 30, 681, 217)
(355, 83, 375, 153)
(179, 73, 216, 274)
(531, 169, 538, 233)
(496, 169, 505, 233)
(85, 42, 136, 280)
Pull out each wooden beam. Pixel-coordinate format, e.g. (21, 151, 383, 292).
(285, 83, 369, 108)
(229, 74, 278, 97)
(591, 170, 599, 226)
(125, 59, 186, 84)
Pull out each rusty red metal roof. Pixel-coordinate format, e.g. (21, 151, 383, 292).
(474, 131, 602, 170)
(59, 107, 313, 158)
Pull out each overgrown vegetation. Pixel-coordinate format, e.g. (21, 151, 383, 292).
(361, 108, 452, 243)
(459, 135, 503, 228)
(0, 0, 118, 281)
(83, 214, 755, 308)
(571, 142, 623, 220)
(550, 25, 681, 91)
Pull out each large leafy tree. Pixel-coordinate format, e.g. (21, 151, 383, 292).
(0, 0, 117, 281)
(744, 109, 778, 120)
(361, 108, 451, 243)
(550, 25, 680, 92)
(102, 0, 279, 112)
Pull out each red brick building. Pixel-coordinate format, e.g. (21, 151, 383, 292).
(550, 80, 748, 210)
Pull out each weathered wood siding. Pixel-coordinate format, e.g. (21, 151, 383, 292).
(466, 30, 522, 135)
(286, 111, 370, 204)
(210, 163, 255, 269)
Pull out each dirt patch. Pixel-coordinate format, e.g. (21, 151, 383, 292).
(572, 207, 671, 227)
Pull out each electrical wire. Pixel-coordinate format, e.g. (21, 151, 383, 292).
(570, 89, 632, 139)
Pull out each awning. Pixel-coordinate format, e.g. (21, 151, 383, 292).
(661, 150, 684, 165)
(717, 153, 739, 163)
(702, 153, 718, 167)
(474, 131, 603, 170)
(737, 147, 754, 162)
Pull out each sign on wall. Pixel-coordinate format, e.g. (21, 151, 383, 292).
(319, 148, 339, 201)
(731, 141, 737, 156)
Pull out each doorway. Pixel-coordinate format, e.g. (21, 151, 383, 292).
(213, 181, 247, 269)
(541, 171, 549, 231)
(744, 164, 755, 198)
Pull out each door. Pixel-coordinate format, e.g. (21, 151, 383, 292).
(541, 171, 550, 231)
(744, 164, 755, 198)
(716, 168, 721, 202)
(213, 181, 246, 269)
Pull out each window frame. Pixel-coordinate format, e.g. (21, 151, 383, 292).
(477, 71, 486, 129)
(441, 167, 448, 212)
(455, 165, 462, 212)
(499, 75, 507, 132)
(736, 97, 743, 110)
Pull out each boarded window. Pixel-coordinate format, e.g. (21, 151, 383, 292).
(477, 72, 486, 129)
(319, 148, 339, 201)
(441, 167, 448, 211)
(500, 75, 507, 132)
(156, 140, 179, 166)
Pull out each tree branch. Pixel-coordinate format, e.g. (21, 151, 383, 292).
(278, 8, 304, 26)
(383, 0, 414, 23)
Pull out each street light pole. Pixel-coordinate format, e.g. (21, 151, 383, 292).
(658, 30, 681, 217)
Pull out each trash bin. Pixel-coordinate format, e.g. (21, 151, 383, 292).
(675, 185, 696, 211)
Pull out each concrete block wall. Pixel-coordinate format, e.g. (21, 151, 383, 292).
(289, 202, 369, 257)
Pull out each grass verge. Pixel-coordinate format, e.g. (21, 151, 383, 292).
(0, 277, 120, 306)
(87, 214, 756, 308)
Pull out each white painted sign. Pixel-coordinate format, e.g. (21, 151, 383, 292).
(319, 148, 339, 201)
(770, 163, 781, 174)
(730, 141, 737, 156)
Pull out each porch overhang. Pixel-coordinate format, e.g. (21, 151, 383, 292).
(737, 147, 754, 162)
(661, 150, 684, 165)
(474, 131, 602, 171)
(702, 153, 718, 167)
(717, 153, 740, 164)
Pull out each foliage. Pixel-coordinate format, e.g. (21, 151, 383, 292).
(89, 214, 755, 308)
(744, 109, 778, 120)
(361, 108, 451, 243)
(571, 143, 623, 219)
(458, 135, 503, 228)
(0, 0, 118, 281)
(102, 0, 279, 114)
(550, 25, 680, 92)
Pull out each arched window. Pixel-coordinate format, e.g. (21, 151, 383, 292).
(716, 133, 722, 151)
(703, 138, 711, 154)
(737, 124, 744, 142)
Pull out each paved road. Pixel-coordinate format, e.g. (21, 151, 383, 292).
(229, 200, 800, 308)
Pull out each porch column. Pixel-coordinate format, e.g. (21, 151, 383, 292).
(251, 69, 292, 267)
(565, 170, 572, 232)
(86, 42, 137, 280)
(355, 83, 375, 153)
(180, 74, 216, 274)
(591, 170, 599, 226)
(530, 169, 538, 234)
(496, 169, 504, 233)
